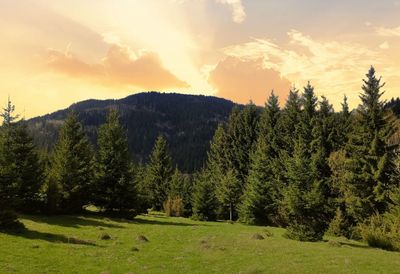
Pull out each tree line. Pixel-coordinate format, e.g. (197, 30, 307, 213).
(1, 67, 400, 250)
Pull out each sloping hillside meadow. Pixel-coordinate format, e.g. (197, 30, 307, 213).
(1, 213, 400, 274)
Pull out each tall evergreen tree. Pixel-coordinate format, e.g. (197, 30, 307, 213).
(191, 170, 218, 221)
(348, 67, 394, 218)
(145, 135, 173, 210)
(12, 122, 45, 212)
(96, 109, 138, 214)
(283, 136, 328, 241)
(168, 167, 193, 216)
(47, 112, 95, 213)
(239, 92, 282, 225)
(278, 87, 302, 156)
(216, 168, 240, 221)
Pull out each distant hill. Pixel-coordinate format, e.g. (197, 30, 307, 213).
(27, 92, 237, 172)
(386, 97, 400, 117)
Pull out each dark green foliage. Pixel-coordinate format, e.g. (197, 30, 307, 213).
(239, 92, 282, 225)
(27, 92, 236, 172)
(0, 99, 43, 229)
(337, 67, 396, 227)
(168, 167, 193, 216)
(144, 135, 173, 210)
(283, 137, 328, 241)
(225, 104, 259, 185)
(216, 169, 240, 221)
(11, 123, 45, 212)
(191, 170, 218, 221)
(278, 87, 302, 155)
(47, 112, 95, 213)
(95, 109, 138, 215)
(359, 188, 400, 251)
(0, 210, 24, 231)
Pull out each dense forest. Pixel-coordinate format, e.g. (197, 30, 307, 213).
(26, 92, 237, 172)
(1, 67, 400, 251)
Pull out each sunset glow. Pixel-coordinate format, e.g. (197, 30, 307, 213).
(1, 0, 400, 117)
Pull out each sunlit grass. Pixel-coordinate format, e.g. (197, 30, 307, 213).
(1, 213, 400, 273)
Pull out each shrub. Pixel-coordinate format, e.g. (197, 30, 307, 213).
(284, 223, 324, 242)
(359, 213, 400, 251)
(0, 210, 25, 231)
(99, 232, 111, 240)
(163, 197, 184, 217)
(326, 207, 354, 238)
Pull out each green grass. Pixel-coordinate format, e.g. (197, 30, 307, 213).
(1, 213, 400, 274)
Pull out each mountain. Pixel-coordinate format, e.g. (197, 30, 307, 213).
(386, 97, 400, 117)
(27, 92, 238, 172)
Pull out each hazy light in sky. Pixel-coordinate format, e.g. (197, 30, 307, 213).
(1, 0, 400, 117)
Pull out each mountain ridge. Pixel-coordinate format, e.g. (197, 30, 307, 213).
(27, 92, 239, 172)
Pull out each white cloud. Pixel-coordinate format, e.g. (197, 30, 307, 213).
(221, 30, 380, 106)
(174, 0, 246, 23)
(216, 0, 246, 23)
(376, 26, 400, 37)
(379, 41, 390, 50)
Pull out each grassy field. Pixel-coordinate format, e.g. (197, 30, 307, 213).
(1, 213, 400, 274)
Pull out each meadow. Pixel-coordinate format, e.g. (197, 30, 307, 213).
(1, 212, 400, 274)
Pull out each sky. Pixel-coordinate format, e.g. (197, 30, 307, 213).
(1, 0, 400, 118)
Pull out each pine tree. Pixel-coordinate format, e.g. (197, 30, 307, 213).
(283, 136, 328, 241)
(346, 67, 395, 219)
(96, 109, 138, 215)
(145, 135, 173, 210)
(167, 167, 193, 216)
(239, 92, 282, 225)
(278, 87, 302, 156)
(206, 124, 228, 188)
(225, 104, 259, 185)
(216, 168, 240, 221)
(12, 122, 45, 212)
(191, 170, 218, 221)
(48, 112, 95, 213)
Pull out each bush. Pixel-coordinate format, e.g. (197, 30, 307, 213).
(0, 210, 25, 231)
(326, 207, 355, 238)
(163, 197, 184, 217)
(284, 223, 324, 242)
(359, 213, 400, 251)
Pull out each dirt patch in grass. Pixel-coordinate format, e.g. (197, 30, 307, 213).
(251, 233, 265, 240)
(136, 235, 149, 243)
(99, 233, 111, 240)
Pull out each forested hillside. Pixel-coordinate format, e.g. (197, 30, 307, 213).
(26, 92, 237, 172)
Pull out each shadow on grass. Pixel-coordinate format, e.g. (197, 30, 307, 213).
(22, 214, 125, 229)
(5, 228, 97, 246)
(339, 241, 375, 250)
(132, 217, 208, 227)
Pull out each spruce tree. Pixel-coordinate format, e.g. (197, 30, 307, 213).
(191, 170, 218, 221)
(346, 67, 395, 219)
(96, 109, 138, 214)
(168, 167, 193, 216)
(12, 122, 45, 212)
(216, 168, 240, 221)
(283, 136, 328, 241)
(239, 92, 282, 225)
(145, 135, 173, 210)
(48, 112, 95, 213)
(278, 87, 302, 156)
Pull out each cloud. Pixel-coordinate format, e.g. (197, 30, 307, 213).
(376, 26, 400, 37)
(379, 41, 390, 50)
(47, 42, 189, 90)
(174, 0, 246, 23)
(209, 56, 291, 105)
(216, 0, 246, 23)
(220, 30, 379, 106)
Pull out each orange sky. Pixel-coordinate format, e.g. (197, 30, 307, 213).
(1, 0, 400, 118)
